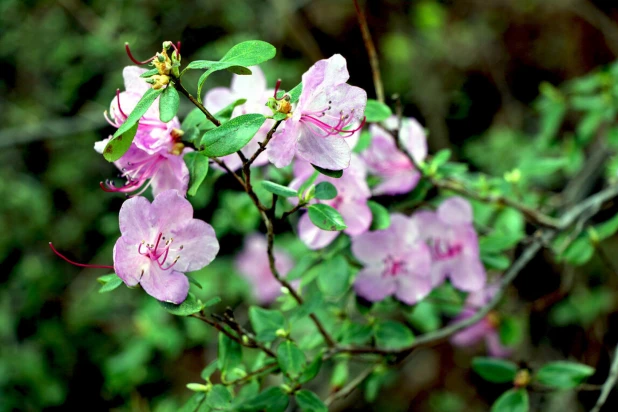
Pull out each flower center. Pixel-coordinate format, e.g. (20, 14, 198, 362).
(138, 232, 183, 271)
(429, 238, 462, 261)
(382, 256, 406, 277)
(100, 155, 164, 197)
(299, 103, 366, 138)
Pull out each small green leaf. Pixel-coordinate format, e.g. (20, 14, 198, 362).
(261, 181, 298, 197)
(200, 114, 266, 157)
(160, 85, 180, 123)
(272, 112, 288, 121)
(432, 149, 451, 167)
(203, 296, 222, 307)
(295, 390, 327, 412)
(277, 341, 306, 378)
(308, 204, 347, 231)
(317, 255, 349, 296)
(314, 182, 337, 200)
(158, 293, 203, 316)
(491, 389, 529, 412)
(375, 321, 414, 349)
(368, 201, 390, 230)
(139, 68, 159, 78)
(353, 130, 372, 153)
(97, 273, 123, 293)
(237, 387, 289, 412)
(481, 252, 511, 270)
(299, 354, 323, 384)
(249, 306, 286, 342)
(288, 82, 302, 103)
(312, 164, 343, 178)
(201, 360, 218, 380)
(206, 384, 232, 409)
(104, 88, 163, 161)
(536, 361, 595, 389)
(227, 66, 252, 75)
(364, 99, 392, 122)
(471, 357, 518, 383)
(298, 171, 319, 197)
(499, 316, 524, 346)
(218, 332, 242, 376)
(184, 152, 209, 196)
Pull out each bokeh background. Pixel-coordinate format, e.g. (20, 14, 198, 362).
(3, 0, 618, 410)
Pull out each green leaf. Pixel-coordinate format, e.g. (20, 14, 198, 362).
(353, 130, 372, 153)
(536, 361, 595, 389)
(299, 354, 323, 384)
(364, 99, 392, 122)
(287, 82, 302, 103)
(295, 390, 327, 412)
(330, 361, 349, 389)
(471, 357, 518, 383)
(491, 389, 529, 412)
(139, 68, 159, 78)
(375, 321, 414, 349)
(227, 66, 252, 75)
(218, 332, 242, 376)
(261, 181, 298, 197)
(307, 204, 347, 231)
(298, 171, 319, 197)
(97, 273, 123, 293)
(238, 387, 289, 412)
(312, 164, 343, 178)
(316, 255, 349, 296)
(158, 292, 203, 316)
(560, 237, 594, 266)
(481, 252, 511, 270)
(200, 114, 266, 157)
(432, 149, 451, 167)
(249, 306, 285, 342)
(203, 296, 222, 307)
(499, 316, 524, 346)
(206, 384, 232, 409)
(406, 301, 441, 333)
(595, 213, 618, 240)
(519, 157, 567, 177)
(160, 85, 180, 123)
(189, 40, 276, 98)
(184, 152, 209, 196)
(314, 181, 337, 200)
(104, 88, 163, 161)
(368, 201, 390, 230)
(277, 341, 306, 377)
(201, 360, 218, 380)
(178, 393, 206, 412)
(341, 322, 373, 345)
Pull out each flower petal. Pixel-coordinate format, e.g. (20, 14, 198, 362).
(204, 87, 235, 114)
(150, 151, 190, 197)
(139, 265, 190, 304)
(485, 332, 512, 358)
(118, 195, 154, 243)
(297, 213, 339, 250)
(231, 66, 267, 101)
(339, 201, 372, 236)
(169, 219, 220, 272)
(438, 196, 473, 225)
(353, 266, 396, 302)
(400, 117, 427, 163)
(448, 257, 486, 292)
(150, 190, 194, 233)
(451, 314, 491, 347)
(123, 66, 150, 94)
(372, 170, 420, 196)
(394, 272, 433, 305)
(113, 237, 149, 287)
(267, 120, 299, 168)
(351, 229, 396, 265)
(296, 125, 351, 170)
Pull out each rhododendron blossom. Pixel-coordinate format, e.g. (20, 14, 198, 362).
(267, 54, 367, 170)
(235, 234, 295, 304)
(450, 283, 511, 358)
(113, 190, 220, 304)
(362, 116, 427, 196)
(95, 66, 190, 196)
(292, 155, 372, 249)
(204, 66, 275, 170)
(351, 214, 432, 305)
(415, 197, 486, 292)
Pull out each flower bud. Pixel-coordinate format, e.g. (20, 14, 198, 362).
(513, 369, 531, 388)
(275, 328, 288, 338)
(186, 383, 211, 392)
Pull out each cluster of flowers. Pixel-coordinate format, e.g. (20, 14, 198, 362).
(78, 51, 502, 354)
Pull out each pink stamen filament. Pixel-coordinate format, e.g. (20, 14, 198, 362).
(49, 242, 114, 270)
(138, 233, 180, 271)
(431, 239, 462, 260)
(300, 113, 366, 138)
(273, 79, 282, 99)
(116, 89, 127, 118)
(125, 42, 156, 65)
(382, 256, 405, 277)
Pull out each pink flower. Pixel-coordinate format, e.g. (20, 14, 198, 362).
(414, 197, 486, 292)
(95, 66, 190, 197)
(292, 155, 372, 250)
(361, 116, 427, 196)
(450, 284, 511, 358)
(113, 190, 220, 304)
(204, 66, 275, 171)
(235, 234, 295, 304)
(351, 214, 432, 305)
(267, 54, 367, 170)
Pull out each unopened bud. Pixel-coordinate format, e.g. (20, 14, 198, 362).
(280, 286, 290, 295)
(241, 335, 250, 345)
(513, 369, 531, 388)
(504, 169, 522, 184)
(587, 226, 600, 245)
(162, 41, 172, 49)
(275, 328, 288, 338)
(186, 383, 211, 392)
(280, 384, 293, 394)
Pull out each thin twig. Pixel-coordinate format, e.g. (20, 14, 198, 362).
(225, 362, 280, 386)
(174, 80, 221, 127)
(353, 0, 384, 103)
(246, 120, 282, 167)
(324, 365, 378, 406)
(280, 201, 309, 221)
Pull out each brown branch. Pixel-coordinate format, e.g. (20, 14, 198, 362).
(246, 120, 282, 167)
(224, 362, 280, 386)
(174, 80, 221, 127)
(280, 201, 309, 221)
(353, 0, 384, 103)
(324, 364, 377, 406)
